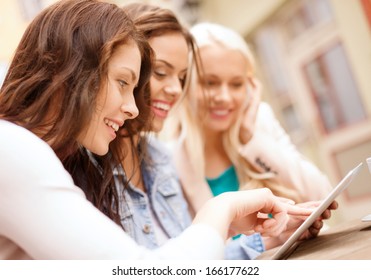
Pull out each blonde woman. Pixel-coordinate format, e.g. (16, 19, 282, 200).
(163, 22, 332, 216)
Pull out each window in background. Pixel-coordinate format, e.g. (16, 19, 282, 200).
(303, 43, 367, 133)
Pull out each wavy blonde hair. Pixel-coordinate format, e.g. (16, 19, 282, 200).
(162, 22, 297, 201)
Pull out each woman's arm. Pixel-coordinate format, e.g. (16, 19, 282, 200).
(0, 123, 223, 260)
(239, 102, 332, 202)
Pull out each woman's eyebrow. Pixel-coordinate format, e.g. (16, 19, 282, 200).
(120, 67, 138, 83)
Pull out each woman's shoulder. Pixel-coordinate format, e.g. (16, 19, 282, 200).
(146, 135, 172, 159)
(257, 102, 275, 117)
(0, 120, 74, 188)
(255, 102, 280, 130)
(0, 120, 55, 158)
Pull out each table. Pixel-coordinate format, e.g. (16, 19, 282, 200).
(256, 219, 371, 259)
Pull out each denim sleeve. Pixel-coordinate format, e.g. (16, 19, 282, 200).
(224, 233, 265, 260)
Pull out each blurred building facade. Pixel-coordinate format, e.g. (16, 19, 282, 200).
(1, 0, 370, 224)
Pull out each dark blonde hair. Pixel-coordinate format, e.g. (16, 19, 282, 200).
(119, 3, 202, 178)
(123, 3, 195, 50)
(0, 0, 153, 223)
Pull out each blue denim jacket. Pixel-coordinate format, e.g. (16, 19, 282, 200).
(113, 137, 191, 249)
(112, 137, 265, 258)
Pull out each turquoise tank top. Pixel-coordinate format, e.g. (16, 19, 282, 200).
(206, 165, 240, 239)
(206, 165, 239, 196)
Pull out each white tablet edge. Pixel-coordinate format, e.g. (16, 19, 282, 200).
(361, 157, 371, 222)
(361, 213, 371, 222)
(271, 162, 364, 260)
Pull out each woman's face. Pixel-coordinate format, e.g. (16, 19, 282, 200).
(148, 32, 189, 132)
(78, 41, 141, 155)
(196, 45, 249, 134)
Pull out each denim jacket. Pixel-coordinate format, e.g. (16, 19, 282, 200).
(113, 137, 191, 249)
(113, 137, 265, 258)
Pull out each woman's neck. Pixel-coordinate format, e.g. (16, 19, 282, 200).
(120, 137, 145, 192)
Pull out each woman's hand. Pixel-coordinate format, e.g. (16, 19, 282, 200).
(251, 197, 317, 238)
(239, 77, 262, 144)
(193, 188, 313, 241)
(297, 200, 338, 239)
(263, 200, 339, 249)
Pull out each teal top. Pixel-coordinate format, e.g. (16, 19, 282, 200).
(206, 165, 239, 196)
(206, 165, 240, 240)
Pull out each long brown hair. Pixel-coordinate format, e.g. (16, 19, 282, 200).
(0, 0, 153, 223)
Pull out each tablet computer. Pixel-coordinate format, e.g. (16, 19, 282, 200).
(271, 161, 364, 260)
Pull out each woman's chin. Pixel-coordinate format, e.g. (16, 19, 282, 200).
(152, 119, 164, 133)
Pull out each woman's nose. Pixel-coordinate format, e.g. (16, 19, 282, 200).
(121, 94, 139, 120)
(213, 84, 231, 102)
(164, 77, 183, 96)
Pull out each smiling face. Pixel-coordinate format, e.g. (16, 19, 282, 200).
(78, 41, 141, 155)
(148, 32, 189, 132)
(196, 45, 249, 135)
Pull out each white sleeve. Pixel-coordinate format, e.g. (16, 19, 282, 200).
(239, 103, 332, 201)
(0, 122, 224, 259)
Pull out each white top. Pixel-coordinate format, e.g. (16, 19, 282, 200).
(0, 120, 224, 260)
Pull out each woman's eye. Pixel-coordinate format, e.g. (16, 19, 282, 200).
(154, 70, 166, 78)
(119, 80, 128, 88)
(205, 80, 217, 87)
(231, 83, 243, 88)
